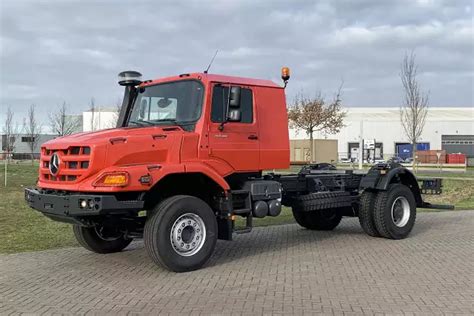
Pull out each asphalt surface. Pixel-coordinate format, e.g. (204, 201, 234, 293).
(1, 211, 473, 315)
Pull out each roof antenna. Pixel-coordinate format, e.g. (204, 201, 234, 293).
(204, 50, 219, 74)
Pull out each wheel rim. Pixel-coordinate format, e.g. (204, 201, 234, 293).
(170, 213, 206, 257)
(391, 196, 410, 227)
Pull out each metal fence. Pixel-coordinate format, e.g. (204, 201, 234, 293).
(337, 152, 468, 166)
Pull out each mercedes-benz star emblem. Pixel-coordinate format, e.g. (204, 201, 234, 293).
(49, 153, 60, 176)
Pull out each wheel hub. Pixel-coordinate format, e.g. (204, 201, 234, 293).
(170, 213, 206, 256)
(391, 196, 410, 227)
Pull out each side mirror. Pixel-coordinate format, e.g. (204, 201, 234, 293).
(229, 86, 241, 107)
(228, 109, 241, 122)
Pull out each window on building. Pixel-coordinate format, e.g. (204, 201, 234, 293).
(348, 142, 383, 160)
(211, 86, 253, 123)
(21, 136, 35, 143)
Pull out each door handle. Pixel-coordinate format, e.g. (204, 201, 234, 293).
(248, 135, 258, 140)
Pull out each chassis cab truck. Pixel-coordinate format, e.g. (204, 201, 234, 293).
(25, 69, 449, 272)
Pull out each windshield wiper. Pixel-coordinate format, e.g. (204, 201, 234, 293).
(153, 119, 177, 123)
(129, 119, 156, 126)
(130, 119, 194, 129)
(154, 119, 198, 128)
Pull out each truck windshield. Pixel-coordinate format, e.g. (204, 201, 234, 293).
(126, 80, 204, 129)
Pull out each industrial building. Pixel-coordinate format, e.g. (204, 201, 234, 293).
(82, 107, 118, 132)
(0, 134, 56, 159)
(289, 107, 474, 163)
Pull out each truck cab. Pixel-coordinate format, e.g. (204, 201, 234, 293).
(36, 73, 289, 193)
(25, 70, 448, 272)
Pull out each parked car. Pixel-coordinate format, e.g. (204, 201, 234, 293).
(339, 158, 354, 164)
(387, 156, 405, 164)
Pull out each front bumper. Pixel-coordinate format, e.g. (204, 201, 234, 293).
(25, 188, 144, 223)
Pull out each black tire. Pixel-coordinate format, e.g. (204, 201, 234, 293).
(358, 190, 380, 237)
(73, 225, 132, 254)
(144, 195, 218, 272)
(373, 184, 417, 239)
(292, 208, 342, 230)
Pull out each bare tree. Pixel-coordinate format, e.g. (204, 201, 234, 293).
(89, 97, 96, 131)
(2, 107, 18, 162)
(107, 97, 122, 128)
(49, 102, 81, 136)
(23, 104, 42, 164)
(400, 51, 429, 169)
(288, 85, 346, 162)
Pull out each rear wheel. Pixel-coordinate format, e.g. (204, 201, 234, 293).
(144, 195, 217, 272)
(73, 225, 132, 254)
(373, 184, 417, 239)
(292, 208, 342, 230)
(358, 190, 380, 237)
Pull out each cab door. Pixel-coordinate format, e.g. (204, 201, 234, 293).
(208, 84, 259, 171)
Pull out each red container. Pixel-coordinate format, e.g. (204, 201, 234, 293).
(447, 154, 466, 164)
(416, 150, 446, 164)
(447, 154, 455, 164)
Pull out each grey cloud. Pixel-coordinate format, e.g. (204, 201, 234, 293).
(0, 0, 472, 128)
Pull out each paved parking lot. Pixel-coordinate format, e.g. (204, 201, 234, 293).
(1, 211, 473, 315)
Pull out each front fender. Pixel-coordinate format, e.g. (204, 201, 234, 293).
(183, 162, 231, 191)
(76, 162, 231, 193)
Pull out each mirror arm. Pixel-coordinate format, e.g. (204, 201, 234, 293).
(218, 109, 228, 131)
(218, 122, 225, 131)
(219, 85, 232, 131)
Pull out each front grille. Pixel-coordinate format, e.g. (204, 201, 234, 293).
(40, 146, 91, 183)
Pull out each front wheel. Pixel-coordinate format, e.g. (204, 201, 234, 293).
(73, 225, 132, 254)
(144, 195, 217, 272)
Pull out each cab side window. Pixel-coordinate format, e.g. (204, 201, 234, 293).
(211, 86, 253, 123)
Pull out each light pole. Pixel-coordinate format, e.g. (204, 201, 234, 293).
(4, 153, 7, 187)
(359, 120, 364, 170)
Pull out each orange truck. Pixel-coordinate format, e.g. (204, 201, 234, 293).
(25, 69, 451, 272)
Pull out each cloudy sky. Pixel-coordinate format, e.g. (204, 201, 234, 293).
(0, 0, 472, 129)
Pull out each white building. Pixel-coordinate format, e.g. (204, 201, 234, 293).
(289, 107, 474, 160)
(82, 107, 119, 132)
(1, 133, 57, 159)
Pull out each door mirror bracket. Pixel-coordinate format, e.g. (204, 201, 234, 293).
(219, 86, 241, 131)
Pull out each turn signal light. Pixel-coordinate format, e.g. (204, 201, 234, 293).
(93, 172, 129, 187)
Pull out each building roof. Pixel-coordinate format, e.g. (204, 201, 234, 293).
(83, 107, 118, 113)
(343, 107, 474, 122)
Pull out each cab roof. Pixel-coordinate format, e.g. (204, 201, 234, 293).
(141, 72, 282, 89)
